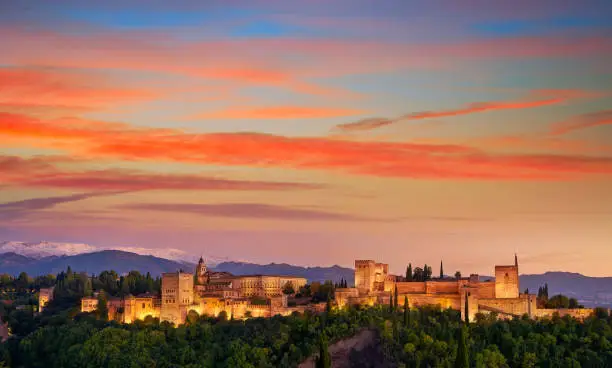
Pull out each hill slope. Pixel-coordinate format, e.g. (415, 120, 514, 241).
(520, 272, 612, 308)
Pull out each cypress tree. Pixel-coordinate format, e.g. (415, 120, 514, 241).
(403, 296, 410, 326)
(97, 291, 108, 321)
(406, 264, 413, 282)
(326, 297, 332, 313)
(316, 335, 331, 368)
(394, 285, 399, 310)
(440, 260, 444, 279)
(454, 325, 469, 368)
(464, 292, 470, 324)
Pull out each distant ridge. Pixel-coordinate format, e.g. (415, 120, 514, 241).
(2, 251, 611, 308)
(520, 272, 612, 308)
(212, 261, 354, 283)
(0, 250, 194, 276)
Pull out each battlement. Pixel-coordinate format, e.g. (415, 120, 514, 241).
(355, 260, 376, 267)
(495, 265, 517, 270)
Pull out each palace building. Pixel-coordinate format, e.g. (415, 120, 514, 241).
(81, 257, 311, 324)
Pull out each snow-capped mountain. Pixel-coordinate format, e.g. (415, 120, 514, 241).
(0, 241, 96, 258)
(0, 240, 229, 265)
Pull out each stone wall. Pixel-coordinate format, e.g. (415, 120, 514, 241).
(396, 282, 426, 294)
(477, 297, 533, 317)
(335, 288, 359, 308)
(401, 293, 461, 310)
(475, 282, 496, 298)
(534, 308, 597, 320)
(425, 281, 458, 294)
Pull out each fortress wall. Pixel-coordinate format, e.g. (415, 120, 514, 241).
(401, 293, 461, 310)
(425, 281, 458, 294)
(476, 282, 496, 298)
(335, 288, 360, 308)
(396, 282, 426, 294)
(534, 308, 596, 320)
(477, 298, 530, 316)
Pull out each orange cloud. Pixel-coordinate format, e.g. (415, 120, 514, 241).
(336, 90, 582, 132)
(2, 112, 612, 181)
(550, 110, 612, 136)
(0, 67, 158, 113)
(195, 106, 367, 120)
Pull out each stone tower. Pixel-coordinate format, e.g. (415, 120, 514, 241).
(196, 256, 208, 285)
(494, 255, 519, 299)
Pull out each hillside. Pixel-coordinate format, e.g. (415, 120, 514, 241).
(521, 272, 612, 308)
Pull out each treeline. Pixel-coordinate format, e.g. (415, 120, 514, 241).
(0, 303, 380, 367)
(404, 262, 461, 282)
(535, 283, 583, 309)
(2, 300, 612, 367)
(0, 274, 55, 293)
(0, 267, 162, 345)
(357, 297, 612, 367)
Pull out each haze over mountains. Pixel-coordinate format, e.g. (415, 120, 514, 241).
(0, 241, 229, 264)
(1, 242, 611, 308)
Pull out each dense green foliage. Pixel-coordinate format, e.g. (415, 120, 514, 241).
(3, 268, 611, 367)
(0, 305, 386, 368)
(372, 306, 612, 367)
(2, 298, 612, 367)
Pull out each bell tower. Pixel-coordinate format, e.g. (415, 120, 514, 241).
(196, 256, 208, 285)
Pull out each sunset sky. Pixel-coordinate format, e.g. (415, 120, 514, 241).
(1, 1, 612, 276)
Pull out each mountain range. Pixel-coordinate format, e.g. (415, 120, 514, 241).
(1, 249, 611, 308)
(0, 241, 229, 264)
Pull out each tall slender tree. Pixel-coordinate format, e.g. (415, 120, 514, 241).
(316, 335, 331, 368)
(464, 292, 470, 325)
(440, 260, 444, 279)
(394, 285, 399, 310)
(97, 291, 108, 321)
(406, 264, 413, 282)
(454, 325, 469, 368)
(403, 296, 410, 326)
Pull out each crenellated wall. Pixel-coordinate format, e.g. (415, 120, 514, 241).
(534, 308, 597, 320)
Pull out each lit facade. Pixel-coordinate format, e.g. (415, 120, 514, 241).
(79, 263, 309, 325)
(337, 256, 598, 322)
(38, 286, 54, 312)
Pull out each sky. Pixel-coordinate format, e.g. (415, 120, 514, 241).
(1, 0, 612, 276)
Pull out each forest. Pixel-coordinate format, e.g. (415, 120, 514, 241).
(1, 269, 612, 367)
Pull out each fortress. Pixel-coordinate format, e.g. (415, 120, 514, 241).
(78, 255, 597, 324)
(81, 257, 314, 324)
(336, 256, 596, 321)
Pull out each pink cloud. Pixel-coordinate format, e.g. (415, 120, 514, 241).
(550, 110, 612, 135)
(336, 90, 586, 132)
